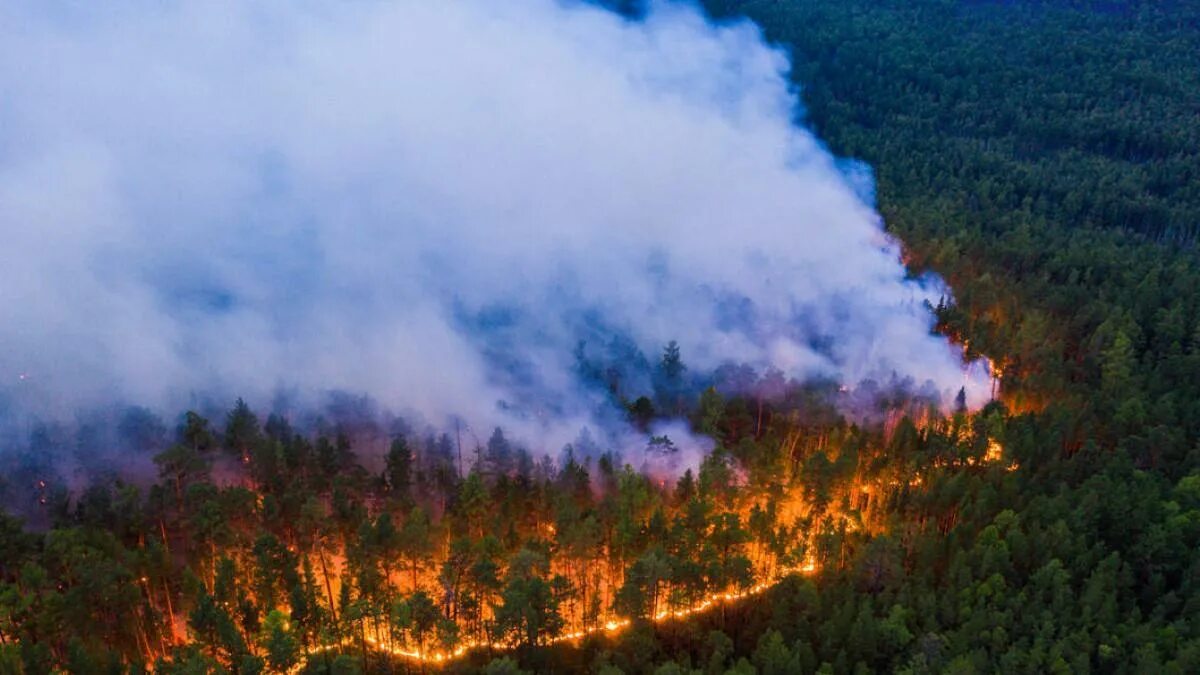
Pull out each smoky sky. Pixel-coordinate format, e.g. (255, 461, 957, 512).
(0, 1, 990, 451)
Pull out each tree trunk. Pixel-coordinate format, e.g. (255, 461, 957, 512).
(317, 551, 340, 626)
(756, 398, 763, 438)
(359, 621, 369, 673)
(162, 578, 179, 644)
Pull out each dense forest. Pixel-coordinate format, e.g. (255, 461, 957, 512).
(4, 0, 1200, 673)
(0, 364, 1011, 674)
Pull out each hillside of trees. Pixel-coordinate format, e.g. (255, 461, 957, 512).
(4, 0, 1200, 673)
(0, 359, 1021, 674)
(687, 0, 1200, 672)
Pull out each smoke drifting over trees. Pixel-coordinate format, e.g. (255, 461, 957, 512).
(0, 1, 988, 451)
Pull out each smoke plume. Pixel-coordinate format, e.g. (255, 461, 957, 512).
(0, 1, 989, 459)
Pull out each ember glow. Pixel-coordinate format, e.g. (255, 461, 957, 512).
(0, 384, 1016, 672)
(292, 558, 820, 670)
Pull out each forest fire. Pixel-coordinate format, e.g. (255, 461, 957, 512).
(3, 0, 1196, 671)
(986, 439, 1004, 463)
(292, 558, 821, 670)
(0, 388, 1017, 674)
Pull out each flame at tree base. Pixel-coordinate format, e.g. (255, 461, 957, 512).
(293, 560, 819, 671)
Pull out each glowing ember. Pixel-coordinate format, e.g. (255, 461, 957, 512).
(985, 439, 1003, 463)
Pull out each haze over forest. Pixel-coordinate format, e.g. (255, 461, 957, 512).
(0, 0, 987, 449)
(1, 0, 1199, 673)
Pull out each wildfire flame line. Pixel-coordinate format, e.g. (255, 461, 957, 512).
(289, 442, 1013, 670)
(293, 559, 818, 671)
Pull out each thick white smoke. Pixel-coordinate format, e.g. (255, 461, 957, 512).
(0, 1, 989, 452)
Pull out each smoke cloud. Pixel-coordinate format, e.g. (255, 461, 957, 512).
(0, 1, 989, 458)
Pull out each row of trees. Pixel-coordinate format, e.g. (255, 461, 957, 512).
(0, 372, 1013, 674)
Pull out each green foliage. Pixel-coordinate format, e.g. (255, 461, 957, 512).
(482, 656, 529, 675)
(260, 609, 299, 672)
